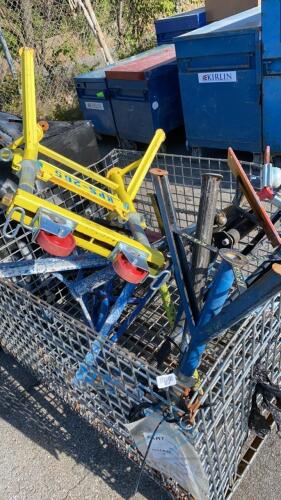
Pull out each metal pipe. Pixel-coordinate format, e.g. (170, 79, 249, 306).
(70, 266, 116, 297)
(18, 159, 38, 193)
(242, 209, 281, 256)
(224, 218, 256, 246)
(0, 27, 16, 77)
(0, 253, 108, 278)
(86, 282, 135, 357)
(106, 169, 135, 213)
(192, 173, 222, 307)
(128, 212, 150, 248)
(73, 281, 136, 386)
(151, 168, 198, 331)
(179, 263, 281, 379)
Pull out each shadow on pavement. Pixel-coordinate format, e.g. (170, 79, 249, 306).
(0, 350, 170, 500)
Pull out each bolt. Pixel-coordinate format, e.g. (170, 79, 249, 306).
(215, 211, 227, 227)
(222, 238, 230, 246)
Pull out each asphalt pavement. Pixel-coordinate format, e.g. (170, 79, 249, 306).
(0, 350, 280, 500)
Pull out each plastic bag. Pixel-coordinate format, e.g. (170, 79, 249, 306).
(126, 413, 209, 499)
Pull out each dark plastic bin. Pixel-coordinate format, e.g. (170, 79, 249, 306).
(106, 45, 183, 145)
(75, 67, 117, 136)
(155, 8, 206, 45)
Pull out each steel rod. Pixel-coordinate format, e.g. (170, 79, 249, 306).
(0, 254, 108, 278)
(242, 209, 281, 256)
(151, 168, 198, 329)
(191, 173, 222, 307)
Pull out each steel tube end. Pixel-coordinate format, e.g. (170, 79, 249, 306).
(272, 263, 281, 275)
(202, 173, 223, 180)
(219, 249, 248, 268)
(150, 168, 168, 177)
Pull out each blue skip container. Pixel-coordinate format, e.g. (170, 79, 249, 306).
(175, 7, 262, 154)
(155, 8, 206, 45)
(106, 45, 183, 145)
(75, 46, 175, 138)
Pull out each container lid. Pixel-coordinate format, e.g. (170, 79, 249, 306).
(74, 45, 173, 83)
(74, 66, 111, 83)
(175, 6, 261, 42)
(155, 8, 206, 34)
(106, 46, 176, 81)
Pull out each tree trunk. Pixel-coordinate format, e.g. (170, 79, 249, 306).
(117, 0, 124, 37)
(83, 0, 114, 64)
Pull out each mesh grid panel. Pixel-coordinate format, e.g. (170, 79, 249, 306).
(0, 149, 280, 499)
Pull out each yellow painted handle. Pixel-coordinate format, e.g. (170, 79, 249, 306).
(20, 47, 39, 161)
(127, 129, 166, 200)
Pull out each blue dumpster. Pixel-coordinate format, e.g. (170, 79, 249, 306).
(75, 46, 174, 138)
(175, 7, 262, 154)
(106, 45, 183, 145)
(155, 8, 206, 45)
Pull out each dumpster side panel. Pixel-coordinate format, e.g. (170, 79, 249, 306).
(176, 30, 262, 152)
(78, 96, 117, 136)
(108, 66, 183, 144)
(263, 78, 281, 154)
(262, 0, 281, 59)
(107, 80, 154, 143)
(75, 77, 117, 136)
(149, 66, 183, 134)
(262, 0, 281, 153)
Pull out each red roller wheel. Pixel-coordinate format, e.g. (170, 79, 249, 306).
(113, 252, 148, 284)
(36, 230, 76, 257)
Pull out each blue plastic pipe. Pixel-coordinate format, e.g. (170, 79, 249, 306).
(179, 261, 281, 380)
(179, 259, 234, 378)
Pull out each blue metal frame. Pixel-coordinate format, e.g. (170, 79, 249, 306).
(73, 270, 171, 386)
(262, 0, 281, 153)
(0, 253, 108, 278)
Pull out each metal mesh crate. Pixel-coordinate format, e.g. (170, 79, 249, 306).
(0, 150, 280, 499)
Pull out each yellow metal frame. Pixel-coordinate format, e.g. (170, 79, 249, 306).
(4, 47, 166, 273)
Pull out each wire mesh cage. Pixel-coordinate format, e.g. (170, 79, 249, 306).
(0, 149, 280, 500)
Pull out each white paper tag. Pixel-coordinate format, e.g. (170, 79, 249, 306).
(198, 71, 237, 84)
(156, 373, 177, 389)
(85, 101, 104, 110)
(144, 432, 182, 459)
